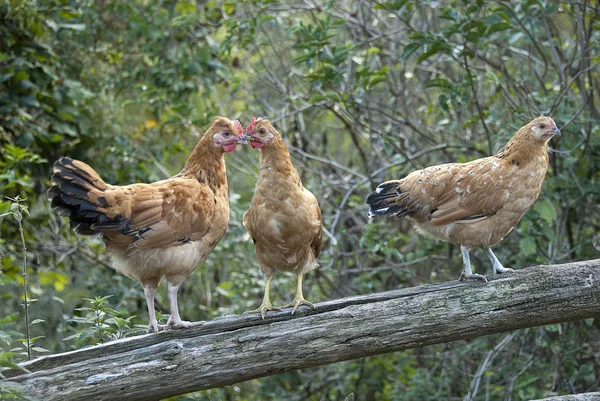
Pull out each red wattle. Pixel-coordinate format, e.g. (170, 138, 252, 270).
(250, 140, 264, 149)
(223, 144, 237, 153)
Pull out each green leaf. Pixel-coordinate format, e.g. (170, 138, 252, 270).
(417, 42, 448, 63)
(401, 43, 421, 60)
(533, 198, 558, 223)
(175, 1, 197, 15)
(367, 75, 387, 88)
(58, 8, 82, 20)
(325, 91, 343, 102)
(52, 122, 78, 137)
(487, 22, 512, 35)
(224, 2, 236, 15)
(0, 72, 15, 82)
(17, 95, 40, 108)
(519, 236, 536, 256)
(425, 78, 452, 89)
(62, 333, 80, 341)
(38, 270, 69, 291)
(308, 94, 326, 103)
(19, 204, 30, 216)
(260, 15, 275, 23)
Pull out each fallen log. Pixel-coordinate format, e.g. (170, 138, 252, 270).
(533, 392, 600, 401)
(5, 259, 600, 401)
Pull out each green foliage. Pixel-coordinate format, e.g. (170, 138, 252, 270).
(1, 0, 599, 400)
(62, 296, 146, 345)
(0, 327, 37, 400)
(0, 1, 96, 197)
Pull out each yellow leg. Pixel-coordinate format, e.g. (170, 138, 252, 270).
(245, 275, 281, 319)
(280, 272, 314, 314)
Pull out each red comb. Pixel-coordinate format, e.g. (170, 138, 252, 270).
(246, 117, 257, 133)
(233, 120, 243, 136)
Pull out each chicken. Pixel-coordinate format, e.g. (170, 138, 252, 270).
(242, 117, 323, 318)
(366, 117, 560, 282)
(48, 116, 245, 332)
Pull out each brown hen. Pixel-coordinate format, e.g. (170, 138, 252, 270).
(242, 117, 323, 318)
(366, 117, 560, 281)
(48, 116, 244, 331)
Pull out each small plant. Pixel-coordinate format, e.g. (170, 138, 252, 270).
(63, 296, 147, 346)
(0, 378, 36, 401)
(0, 196, 32, 361)
(0, 326, 37, 401)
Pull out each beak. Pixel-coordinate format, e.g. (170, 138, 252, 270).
(236, 134, 249, 145)
(552, 126, 561, 136)
(242, 131, 257, 141)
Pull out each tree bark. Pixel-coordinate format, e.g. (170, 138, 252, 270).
(533, 393, 600, 401)
(5, 259, 600, 401)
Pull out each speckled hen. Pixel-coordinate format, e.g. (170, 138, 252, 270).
(366, 117, 560, 282)
(48, 117, 245, 332)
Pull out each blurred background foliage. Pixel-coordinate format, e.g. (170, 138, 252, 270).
(1, 0, 599, 399)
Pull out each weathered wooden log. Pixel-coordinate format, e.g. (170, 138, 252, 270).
(533, 393, 600, 401)
(5, 259, 600, 401)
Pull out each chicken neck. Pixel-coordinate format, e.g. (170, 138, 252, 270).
(258, 137, 297, 179)
(495, 131, 549, 168)
(178, 134, 227, 188)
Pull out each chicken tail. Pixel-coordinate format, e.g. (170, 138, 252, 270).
(48, 157, 125, 235)
(366, 180, 411, 218)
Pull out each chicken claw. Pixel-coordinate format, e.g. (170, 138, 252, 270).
(280, 297, 314, 315)
(165, 320, 192, 330)
(245, 275, 281, 319)
(487, 248, 514, 275)
(245, 302, 282, 320)
(460, 245, 488, 283)
(459, 272, 488, 283)
(153, 319, 204, 332)
(279, 272, 315, 314)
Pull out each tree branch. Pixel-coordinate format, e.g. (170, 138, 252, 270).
(5, 259, 600, 401)
(533, 393, 600, 401)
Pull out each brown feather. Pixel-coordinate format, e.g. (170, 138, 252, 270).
(367, 116, 558, 249)
(243, 120, 323, 278)
(48, 116, 243, 330)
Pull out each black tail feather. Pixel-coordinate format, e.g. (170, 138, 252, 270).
(366, 181, 410, 218)
(48, 157, 125, 236)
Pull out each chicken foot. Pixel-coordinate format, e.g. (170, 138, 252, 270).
(280, 272, 314, 314)
(161, 281, 196, 330)
(459, 245, 488, 283)
(487, 248, 514, 274)
(245, 274, 281, 319)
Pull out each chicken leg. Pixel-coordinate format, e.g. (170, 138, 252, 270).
(163, 282, 192, 329)
(460, 245, 488, 282)
(246, 274, 281, 319)
(143, 284, 160, 333)
(487, 248, 514, 274)
(280, 272, 314, 314)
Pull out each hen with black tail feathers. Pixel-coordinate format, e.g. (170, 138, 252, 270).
(48, 116, 245, 332)
(367, 117, 560, 282)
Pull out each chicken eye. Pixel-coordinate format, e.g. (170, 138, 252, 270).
(223, 131, 231, 137)
(539, 124, 546, 129)
(258, 129, 267, 135)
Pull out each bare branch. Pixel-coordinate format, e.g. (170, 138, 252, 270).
(6, 260, 600, 401)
